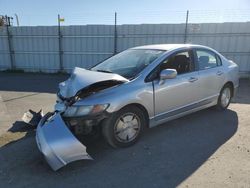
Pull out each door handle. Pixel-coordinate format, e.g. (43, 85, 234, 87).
(216, 71, 224, 76)
(188, 77, 198, 82)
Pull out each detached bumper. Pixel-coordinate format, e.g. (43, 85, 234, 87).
(36, 113, 92, 171)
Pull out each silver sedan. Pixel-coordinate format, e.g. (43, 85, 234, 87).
(36, 44, 239, 170)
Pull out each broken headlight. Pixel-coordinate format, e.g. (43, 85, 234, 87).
(63, 104, 109, 117)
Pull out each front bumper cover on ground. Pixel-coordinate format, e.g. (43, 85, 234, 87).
(36, 112, 92, 171)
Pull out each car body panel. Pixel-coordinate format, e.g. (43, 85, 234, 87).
(153, 71, 201, 118)
(59, 67, 128, 98)
(197, 66, 226, 99)
(225, 59, 240, 91)
(72, 45, 238, 126)
(36, 113, 92, 171)
(149, 95, 218, 127)
(35, 44, 239, 170)
(74, 79, 155, 118)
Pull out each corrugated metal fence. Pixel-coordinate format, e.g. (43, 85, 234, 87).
(0, 22, 250, 76)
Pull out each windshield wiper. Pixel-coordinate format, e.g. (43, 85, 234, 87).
(96, 69, 113, 73)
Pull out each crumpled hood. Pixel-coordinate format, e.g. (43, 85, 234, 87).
(59, 67, 128, 98)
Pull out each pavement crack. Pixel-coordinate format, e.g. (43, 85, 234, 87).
(2, 93, 40, 102)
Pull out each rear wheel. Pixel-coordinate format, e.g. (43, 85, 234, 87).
(102, 106, 146, 148)
(216, 84, 232, 110)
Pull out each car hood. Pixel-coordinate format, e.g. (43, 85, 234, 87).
(59, 67, 128, 98)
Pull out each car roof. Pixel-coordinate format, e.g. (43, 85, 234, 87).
(131, 44, 210, 51)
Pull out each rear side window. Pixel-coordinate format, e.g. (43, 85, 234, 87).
(196, 50, 220, 70)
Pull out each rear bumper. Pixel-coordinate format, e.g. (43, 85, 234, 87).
(36, 112, 92, 171)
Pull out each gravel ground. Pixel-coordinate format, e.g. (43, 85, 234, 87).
(0, 73, 249, 188)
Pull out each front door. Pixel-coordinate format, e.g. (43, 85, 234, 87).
(153, 50, 201, 121)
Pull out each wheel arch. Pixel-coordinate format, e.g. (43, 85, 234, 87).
(224, 81, 234, 97)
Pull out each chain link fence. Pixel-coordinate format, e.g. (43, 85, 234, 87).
(0, 10, 250, 76)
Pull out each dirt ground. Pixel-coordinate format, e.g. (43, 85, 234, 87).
(0, 73, 249, 188)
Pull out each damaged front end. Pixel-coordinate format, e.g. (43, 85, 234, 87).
(35, 67, 128, 170)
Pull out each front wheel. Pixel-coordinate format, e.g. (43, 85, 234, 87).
(102, 106, 146, 148)
(216, 84, 232, 110)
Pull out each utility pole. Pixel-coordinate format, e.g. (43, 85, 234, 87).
(58, 14, 63, 71)
(184, 10, 189, 44)
(6, 15, 13, 26)
(6, 21, 15, 69)
(114, 12, 117, 54)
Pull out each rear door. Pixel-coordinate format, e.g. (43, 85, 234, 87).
(194, 49, 226, 100)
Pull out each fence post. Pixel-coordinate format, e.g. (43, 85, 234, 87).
(58, 14, 63, 72)
(6, 19, 15, 70)
(114, 12, 117, 54)
(184, 10, 189, 44)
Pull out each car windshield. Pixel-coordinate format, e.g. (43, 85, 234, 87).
(91, 49, 165, 79)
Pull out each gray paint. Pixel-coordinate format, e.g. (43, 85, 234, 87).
(36, 112, 92, 171)
(36, 44, 239, 170)
(0, 22, 249, 75)
(59, 67, 128, 98)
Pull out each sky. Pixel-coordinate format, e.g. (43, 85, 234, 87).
(1, 0, 250, 26)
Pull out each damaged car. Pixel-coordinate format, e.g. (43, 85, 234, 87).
(35, 44, 239, 170)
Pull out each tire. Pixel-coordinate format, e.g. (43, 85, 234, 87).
(75, 125, 102, 145)
(216, 84, 232, 110)
(102, 105, 146, 148)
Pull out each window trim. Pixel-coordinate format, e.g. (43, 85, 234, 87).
(145, 49, 195, 82)
(216, 54, 222, 66)
(193, 48, 222, 71)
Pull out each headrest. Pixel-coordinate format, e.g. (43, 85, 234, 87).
(174, 55, 188, 63)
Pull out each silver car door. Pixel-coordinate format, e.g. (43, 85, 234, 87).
(195, 49, 226, 99)
(152, 50, 201, 121)
(153, 71, 200, 120)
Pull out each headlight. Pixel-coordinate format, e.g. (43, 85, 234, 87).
(63, 104, 109, 117)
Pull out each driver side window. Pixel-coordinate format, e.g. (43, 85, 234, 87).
(159, 51, 194, 75)
(146, 50, 195, 82)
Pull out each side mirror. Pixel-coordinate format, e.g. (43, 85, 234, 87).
(159, 69, 177, 85)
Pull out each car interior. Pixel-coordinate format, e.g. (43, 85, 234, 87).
(160, 52, 193, 74)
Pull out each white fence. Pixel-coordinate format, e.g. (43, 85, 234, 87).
(0, 22, 250, 76)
